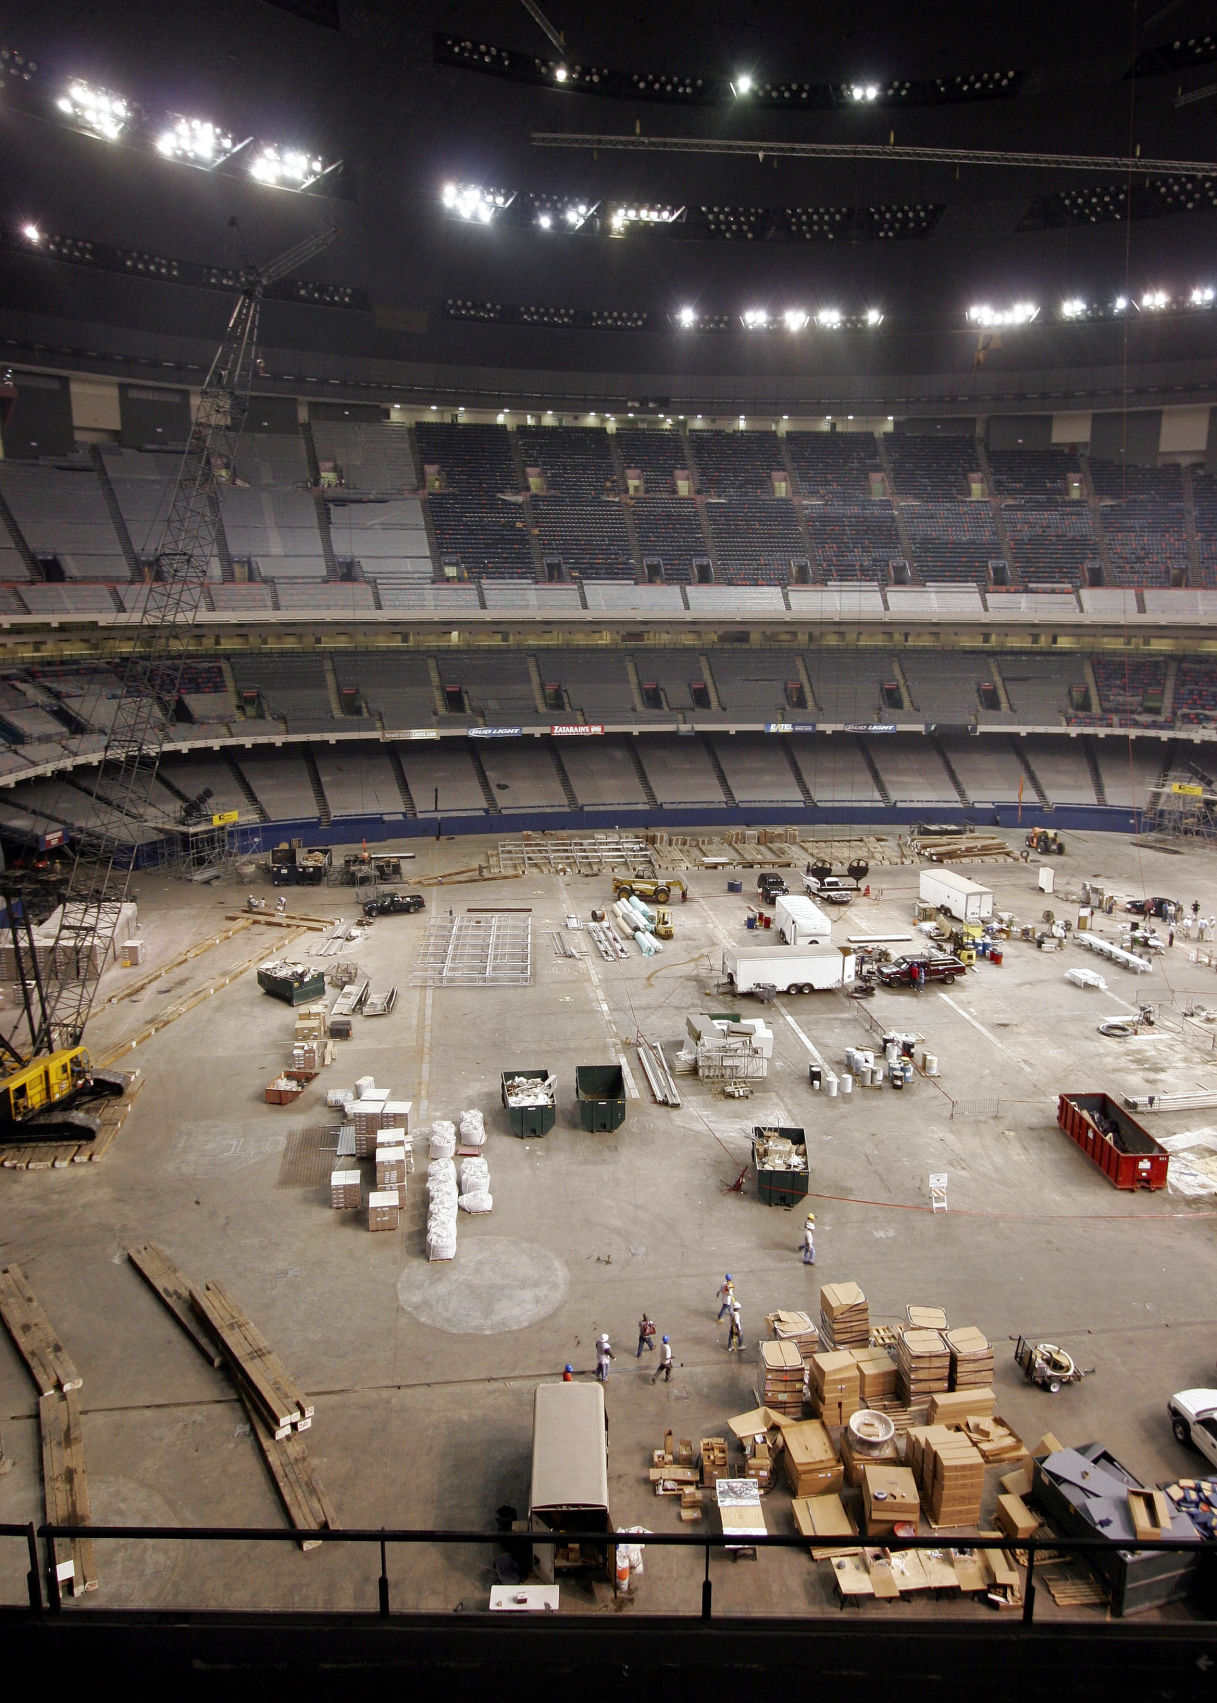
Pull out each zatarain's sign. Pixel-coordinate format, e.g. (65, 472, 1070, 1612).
(550, 724, 604, 736)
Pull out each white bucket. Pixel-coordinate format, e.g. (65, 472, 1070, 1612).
(825, 1074, 839, 1098)
(840, 1072, 854, 1095)
(923, 1053, 939, 1077)
(844, 1047, 857, 1073)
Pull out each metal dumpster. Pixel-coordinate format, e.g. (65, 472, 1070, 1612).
(501, 1068, 556, 1139)
(575, 1064, 626, 1132)
(1056, 1092, 1169, 1191)
(751, 1125, 809, 1206)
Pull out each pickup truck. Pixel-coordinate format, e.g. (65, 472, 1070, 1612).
(756, 871, 789, 903)
(361, 892, 425, 918)
(804, 874, 854, 906)
(1168, 1390, 1217, 1467)
(876, 954, 966, 988)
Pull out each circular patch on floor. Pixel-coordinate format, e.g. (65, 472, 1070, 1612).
(395, 1236, 569, 1333)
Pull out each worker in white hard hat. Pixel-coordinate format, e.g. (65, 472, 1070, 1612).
(715, 1274, 735, 1320)
(595, 1333, 615, 1382)
(802, 1213, 816, 1266)
(726, 1301, 743, 1353)
(652, 1334, 673, 1384)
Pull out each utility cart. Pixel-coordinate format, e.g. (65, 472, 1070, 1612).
(1014, 1335, 1092, 1394)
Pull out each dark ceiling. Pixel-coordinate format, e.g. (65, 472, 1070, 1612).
(2, 0, 1217, 404)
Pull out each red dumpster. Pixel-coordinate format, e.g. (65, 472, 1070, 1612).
(1056, 1092, 1170, 1191)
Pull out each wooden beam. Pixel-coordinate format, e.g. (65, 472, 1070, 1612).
(126, 1243, 224, 1368)
(239, 1387, 336, 1552)
(0, 1263, 82, 1394)
(39, 1389, 97, 1595)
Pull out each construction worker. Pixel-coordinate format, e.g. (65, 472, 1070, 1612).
(652, 1335, 673, 1384)
(275, 894, 287, 914)
(636, 1313, 656, 1356)
(562, 1364, 574, 1383)
(715, 1275, 735, 1320)
(727, 1301, 743, 1353)
(595, 1333, 615, 1382)
(802, 1213, 816, 1266)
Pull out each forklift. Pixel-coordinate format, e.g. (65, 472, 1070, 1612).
(1025, 827, 1065, 855)
(611, 876, 688, 904)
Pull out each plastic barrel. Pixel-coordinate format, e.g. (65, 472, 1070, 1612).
(746, 915, 756, 930)
(727, 879, 742, 893)
(840, 1072, 853, 1095)
(825, 1074, 838, 1098)
(923, 1053, 939, 1076)
(991, 948, 1003, 966)
(902, 1060, 914, 1085)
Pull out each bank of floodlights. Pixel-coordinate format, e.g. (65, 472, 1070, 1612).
(967, 301, 1039, 327)
(441, 182, 514, 222)
(57, 80, 130, 141)
(156, 116, 247, 169)
(250, 145, 331, 190)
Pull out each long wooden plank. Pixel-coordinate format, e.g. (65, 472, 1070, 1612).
(0, 1264, 82, 1394)
(190, 1283, 305, 1435)
(239, 1388, 335, 1551)
(39, 1390, 97, 1595)
(203, 1280, 314, 1423)
(126, 1244, 224, 1368)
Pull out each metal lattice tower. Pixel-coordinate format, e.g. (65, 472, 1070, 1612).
(16, 228, 337, 1054)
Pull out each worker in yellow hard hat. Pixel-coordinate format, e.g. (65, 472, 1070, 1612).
(802, 1213, 816, 1266)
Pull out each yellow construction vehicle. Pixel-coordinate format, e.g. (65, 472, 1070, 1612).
(611, 876, 688, 904)
(0, 1047, 126, 1142)
(654, 909, 674, 940)
(1025, 827, 1065, 855)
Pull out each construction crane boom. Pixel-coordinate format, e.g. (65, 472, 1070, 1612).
(2, 225, 337, 1061)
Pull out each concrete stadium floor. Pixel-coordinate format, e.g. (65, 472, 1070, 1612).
(1, 826, 1215, 1622)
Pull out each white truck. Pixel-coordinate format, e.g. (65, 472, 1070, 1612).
(723, 944, 856, 996)
(918, 866, 994, 923)
(773, 893, 834, 946)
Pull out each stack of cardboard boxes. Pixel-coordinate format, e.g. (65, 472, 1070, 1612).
(947, 1326, 994, 1389)
(861, 1464, 920, 1537)
(780, 1420, 843, 1499)
(907, 1425, 985, 1527)
(819, 1282, 869, 1349)
(700, 1436, 729, 1488)
(758, 1340, 806, 1416)
(767, 1310, 820, 1365)
(808, 1351, 862, 1426)
(852, 1346, 899, 1407)
(896, 1328, 952, 1403)
(329, 1169, 361, 1209)
(367, 1190, 400, 1232)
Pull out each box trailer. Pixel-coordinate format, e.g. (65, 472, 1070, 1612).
(723, 944, 856, 996)
(918, 867, 994, 922)
(529, 1382, 612, 1583)
(773, 894, 833, 946)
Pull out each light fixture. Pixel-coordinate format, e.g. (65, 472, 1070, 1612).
(251, 145, 328, 189)
(1113, 295, 1129, 313)
(155, 116, 244, 168)
(1060, 297, 1088, 319)
(1191, 285, 1215, 306)
(850, 83, 879, 101)
(554, 64, 568, 83)
(1141, 289, 1169, 310)
(742, 308, 769, 328)
(678, 305, 697, 327)
(815, 307, 843, 328)
(865, 307, 884, 326)
(966, 301, 1038, 327)
(784, 309, 809, 332)
(58, 80, 129, 141)
(537, 213, 552, 229)
(440, 182, 511, 221)
(732, 73, 753, 96)
(21, 223, 42, 244)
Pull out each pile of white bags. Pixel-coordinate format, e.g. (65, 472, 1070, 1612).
(426, 1156, 458, 1259)
(458, 1154, 492, 1213)
(458, 1108, 486, 1149)
(428, 1119, 457, 1160)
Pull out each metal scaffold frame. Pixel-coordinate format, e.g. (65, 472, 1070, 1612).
(411, 913, 533, 987)
(490, 834, 657, 877)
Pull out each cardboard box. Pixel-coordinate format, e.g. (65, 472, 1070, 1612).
(367, 1188, 400, 1231)
(995, 1492, 1039, 1542)
(330, 1168, 361, 1209)
(1128, 1488, 1174, 1540)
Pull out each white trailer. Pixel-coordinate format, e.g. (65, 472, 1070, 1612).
(723, 944, 856, 995)
(918, 866, 994, 922)
(773, 893, 833, 946)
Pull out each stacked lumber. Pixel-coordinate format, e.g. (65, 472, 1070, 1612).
(766, 1309, 819, 1364)
(781, 1419, 842, 1497)
(0, 1264, 83, 1393)
(0, 1070, 142, 1170)
(897, 1328, 951, 1403)
(807, 1351, 861, 1426)
(192, 1280, 314, 1437)
(758, 1339, 805, 1416)
(957, 1414, 1027, 1466)
(947, 1326, 995, 1389)
(819, 1282, 868, 1349)
(40, 1389, 97, 1595)
(908, 1424, 985, 1527)
(127, 1243, 336, 1549)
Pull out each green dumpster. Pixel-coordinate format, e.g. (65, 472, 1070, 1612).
(752, 1125, 809, 1207)
(501, 1068, 557, 1139)
(575, 1064, 626, 1133)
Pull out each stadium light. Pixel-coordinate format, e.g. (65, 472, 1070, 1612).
(554, 64, 569, 83)
(537, 213, 552, 229)
(1113, 295, 1129, 312)
(58, 80, 129, 141)
(21, 223, 42, 244)
(1060, 297, 1088, 319)
(1141, 289, 1169, 310)
(784, 309, 809, 332)
(865, 307, 884, 326)
(441, 182, 513, 221)
(1191, 285, 1215, 306)
(742, 308, 769, 328)
(967, 301, 1038, 327)
(156, 116, 244, 169)
(732, 73, 753, 96)
(251, 145, 329, 189)
(850, 83, 879, 101)
(677, 306, 697, 327)
(816, 307, 843, 328)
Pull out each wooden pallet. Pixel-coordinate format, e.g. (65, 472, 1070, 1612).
(39, 1389, 97, 1596)
(0, 1263, 82, 1394)
(191, 1280, 314, 1437)
(126, 1243, 224, 1368)
(0, 1070, 144, 1170)
(240, 1388, 338, 1552)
